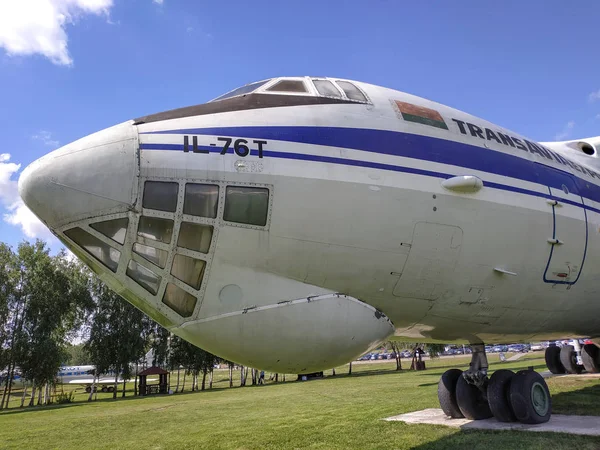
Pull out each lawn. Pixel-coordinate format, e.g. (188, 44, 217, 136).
(1, 354, 600, 450)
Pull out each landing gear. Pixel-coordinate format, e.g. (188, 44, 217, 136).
(437, 369, 463, 418)
(438, 343, 552, 424)
(509, 370, 552, 424)
(487, 369, 516, 422)
(545, 340, 600, 374)
(560, 344, 583, 374)
(544, 345, 565, 374)
(455, 374, 492, 420)
(581, 344, 600, 373)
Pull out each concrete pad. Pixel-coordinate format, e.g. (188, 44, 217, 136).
(384, 408, 600, 436)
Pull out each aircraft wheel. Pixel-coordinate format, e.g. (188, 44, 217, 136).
(85, 387, 91, 393)
(487, 369, 517, 422)
(544, 346, 565, 374)
(101, 386, 108, 392)
(509, 370, 551, 424)
(456, 374, 493, 420)
(438, 369, 463, 418)
(581, 344, 600, 373)
(560, 345, 583, 374)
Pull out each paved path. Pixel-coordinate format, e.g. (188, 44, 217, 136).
(385, 408, 600, 436)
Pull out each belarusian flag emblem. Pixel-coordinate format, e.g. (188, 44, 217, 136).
(394, 100, 448, 130)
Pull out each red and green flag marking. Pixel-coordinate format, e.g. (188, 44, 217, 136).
(395, 100, 448, 130)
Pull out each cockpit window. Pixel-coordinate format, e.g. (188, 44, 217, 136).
(266, 80, 307, 93)
(137, 217, 174, 244)
(211, 80, 271, 102)
(171, 254, 205, 289)
(162, 283, 197, 317)
(313, 80, 342, 98)
(335, 81, 367, 102)
(143, 181, 179, 213)
(183, 183, 219, 218)
(133, 243, 168, 268)
(90, 218, 128, 245)
(64, 227, 121, 273)
(126, 260, 161, 295)
(178, 222, 213, 254)
(224, 186, 269, 226)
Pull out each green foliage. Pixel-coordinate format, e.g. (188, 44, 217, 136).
(64, 344, 90, 366)
(85, 276, 149, 398)
(55, 390, 74, 404)
(0, 243, 16, 373)
(1, 241, 96, 410)
(15, 241, 88, 387)
(147, 321, 170, 367)
(424, 343, 446, 358)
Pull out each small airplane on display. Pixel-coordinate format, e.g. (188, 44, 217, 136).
(1, 365, 123, 392)
(19, 76, 600, 425)
(57, 365, 123, 392)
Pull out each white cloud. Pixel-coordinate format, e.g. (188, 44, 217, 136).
(0, 0, 114, 66)
(554, 120, 575, 141)
(32, 130, 59, 148)
(589, 89, 600, 103)
(0, 153, 20, 207)
(153, 0, 164, 4)
(0, 153, 51, 239)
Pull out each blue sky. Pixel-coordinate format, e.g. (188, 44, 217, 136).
(0, 0, 599, 249)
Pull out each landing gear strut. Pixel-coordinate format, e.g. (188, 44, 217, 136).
(438, 343, 552, 424)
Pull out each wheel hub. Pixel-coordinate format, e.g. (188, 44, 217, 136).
(531, 381, 549, 416)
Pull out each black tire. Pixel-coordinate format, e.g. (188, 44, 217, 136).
(509, 370, 552, 424)
(487, 369, 517, 422)
(438, 369, 464, 418)
(456, 374, 493, 420)
(582, 344, 600, 373)
(560, 345, 583, 374)
(85, 386, 91, 393)
(545, 346, 565, 374)
(101, 386, 108, 392)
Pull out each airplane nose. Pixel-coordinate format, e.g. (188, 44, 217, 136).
(19, 121, 139, 230)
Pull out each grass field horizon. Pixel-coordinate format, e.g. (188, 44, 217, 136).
(1, 353, 600, 449)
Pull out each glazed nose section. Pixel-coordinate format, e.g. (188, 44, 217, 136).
(19, 121, 138, 230)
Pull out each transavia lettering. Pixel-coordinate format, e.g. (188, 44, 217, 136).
(451, 118, 600, 179)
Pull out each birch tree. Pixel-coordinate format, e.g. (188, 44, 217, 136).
(85, 276, 149, 399)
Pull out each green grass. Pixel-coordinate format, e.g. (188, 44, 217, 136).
(1, 355, 600, 449)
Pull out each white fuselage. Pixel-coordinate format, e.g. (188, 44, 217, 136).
(19, 77, 600, 373)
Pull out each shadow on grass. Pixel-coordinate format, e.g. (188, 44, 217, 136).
(406, 428, 600, 450)
(0, 379, 312, 416)
(552, 383, 600, 416)
(0, 402, 83, 416)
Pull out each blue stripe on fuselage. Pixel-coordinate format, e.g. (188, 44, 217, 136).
(139, 126, 600, 209)
(139, 141, 600, 216)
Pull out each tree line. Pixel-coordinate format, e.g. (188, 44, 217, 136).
(0, 240, 236, 409)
